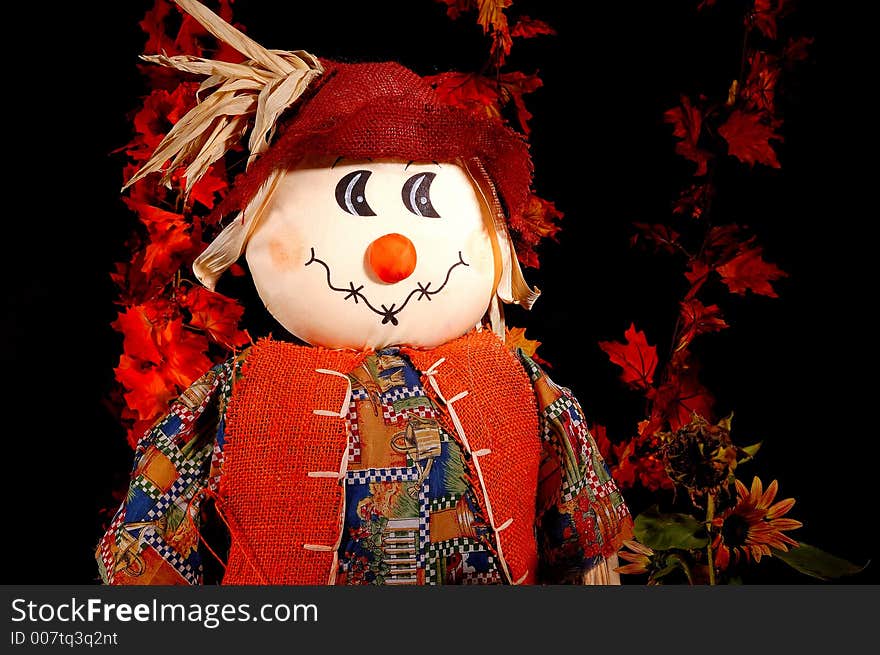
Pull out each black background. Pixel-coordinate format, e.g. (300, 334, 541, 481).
(2, 1, 874, 584)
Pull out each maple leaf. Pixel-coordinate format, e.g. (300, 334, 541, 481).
(505, 326, 542, 359)
(650, 353, 714, 431)
(717, 245, 787, 297)
(599, 324, 659, 391)
(665, 96, 712, 176)
(124, 199, 193, 281)
(426, 70, 542, 133)
(427, 72, 503, 119)
(435, 0, 475, 20)
(684, 260, 711, 299)
(181, 286, 250, 349)
(752, 0, 792, 40)
(115, 354, 177, 422)
(113, 306, 164, 363)
(632, 223, 682, 255)
(718, 109, 782, 168)
(156, 318, 213, 389)
(742, 51, 780, 113)
(500, 71, 543, 134)
(678, 299, 729, 350)
(477, 0, 512, 34)
(519, 194, 563, 242)
(783, 36, 814, 63)
(139, 1, 174, 55)
(511, 17, 556, 39)
(128, 84, 199, 164)
(184, 164, 228, 211)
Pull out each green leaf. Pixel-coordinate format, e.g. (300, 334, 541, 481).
(772, 542, 869, 581)
(633, 505, 709, 550)
(741, 441, 762, 458)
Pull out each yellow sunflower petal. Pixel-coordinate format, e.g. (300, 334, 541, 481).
(769, 517, 802, 531)
(766, 497, 796, 519)
(615, 563, 649, 575)
(622, 539, 654, 556)
(759, 479, 779, 509)
(734, 478, 749, 499)
(749, 476, 763, 504)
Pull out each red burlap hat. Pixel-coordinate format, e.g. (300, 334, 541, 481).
(215, 59, 534, 247)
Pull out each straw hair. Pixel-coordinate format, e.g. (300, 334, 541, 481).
(123, 0, 323, 197)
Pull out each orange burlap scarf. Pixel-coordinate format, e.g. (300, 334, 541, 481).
(218, 329, 540, 585)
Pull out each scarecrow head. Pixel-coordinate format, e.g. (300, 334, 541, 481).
(128, 0, 542, 350)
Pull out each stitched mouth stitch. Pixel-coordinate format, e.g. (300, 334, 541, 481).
(305, 248, 469, 326)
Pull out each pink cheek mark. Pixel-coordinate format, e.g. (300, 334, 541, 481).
(267, 237, 304, 272)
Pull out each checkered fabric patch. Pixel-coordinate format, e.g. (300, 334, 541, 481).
(345, 467, 419, 485)
(139, 527, 200, 585)
(346, 399, 360, 463)
(418, 481, 429, 567)
(100, 508, 126, 584)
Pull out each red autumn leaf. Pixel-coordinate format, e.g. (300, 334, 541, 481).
(427, 72, 503, 118)
(684, 260, 711, 299)
(435, 0, 475, 21)
(742, 51, 780, 113)
(719, 108, 782, 168)
(123, 199, 194, 280)
(717, 245, 787, 297)
(664, 95, 712, 176)
(599, 323, 659, 391)
(518, 194, 563, 243)
(752, 0, 792, 40)
(500, 71, 543, 134)
(678, 299, 729, 350)
(610, 440, 637, 489)
(115, 354, 177, 422)
(476, 0, 511, 32)
(184, 164, 228, 211)
(156, 318, 213, 389)
(113, 306, 164, 363)
(511, 16, 556, 39)
(426, 70, 542, 133)
(181, 286, 250, 349)
(139, 1, 174, 55)
(632, 223, 682, 254)
(128, 84, 199, 163)
(783, 36, 814, 62)
(651, 358, 714, 431)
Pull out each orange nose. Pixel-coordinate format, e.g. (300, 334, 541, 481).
(367, 233, 417, 283)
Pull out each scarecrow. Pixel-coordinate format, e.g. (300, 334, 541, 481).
(97, 0, 632, 586)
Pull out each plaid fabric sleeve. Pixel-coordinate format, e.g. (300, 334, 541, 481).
(96, 357, 239, 585)
(516, 351, 634, 584)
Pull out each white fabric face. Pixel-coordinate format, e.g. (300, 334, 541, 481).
(245, 158, 497, 349)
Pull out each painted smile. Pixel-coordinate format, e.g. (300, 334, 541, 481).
(304, 247, 469, 326)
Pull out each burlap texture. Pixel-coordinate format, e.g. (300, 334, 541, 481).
(219, 340, 364, 584)
(219, 329, 540, 584)
(406, 330, 541, 584)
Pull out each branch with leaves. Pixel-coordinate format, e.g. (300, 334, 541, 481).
(593, 0, 863, 584)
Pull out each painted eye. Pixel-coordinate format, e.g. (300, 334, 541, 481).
(335, 170, 376, 216)
(401, 172, 440, 218)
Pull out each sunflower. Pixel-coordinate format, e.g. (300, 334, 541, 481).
(712, 476, 802, 570)
(615, 540, 656, 578)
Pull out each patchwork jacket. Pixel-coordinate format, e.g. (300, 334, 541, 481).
(97, 329, 632, 585)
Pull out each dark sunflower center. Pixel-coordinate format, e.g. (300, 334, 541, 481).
(721, 513, 750, 548)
